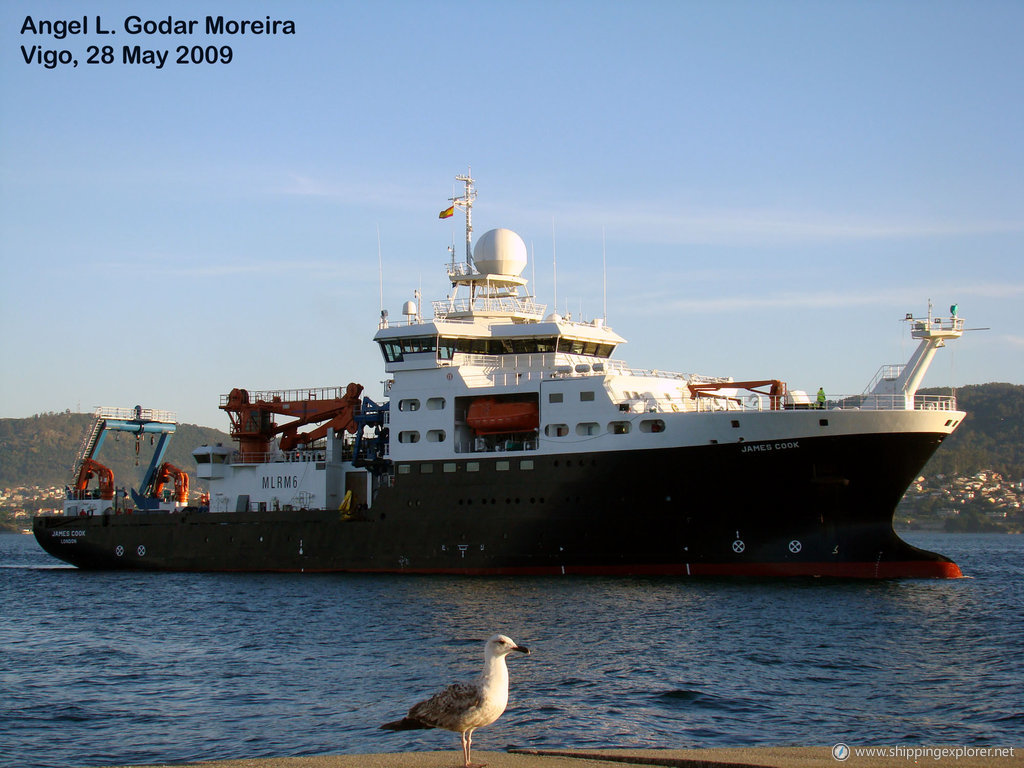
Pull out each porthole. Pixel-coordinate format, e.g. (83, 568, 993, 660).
(639, 419, 666, 433)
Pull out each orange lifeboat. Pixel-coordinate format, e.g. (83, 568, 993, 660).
(466, 398, 539, 435)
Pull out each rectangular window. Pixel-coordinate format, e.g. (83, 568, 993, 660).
(496, 461, 510, 471)
(400, 336, 438, 355)
(397, 464, 411, 474)
(580, 391, 595, 402)
(466, 462, 480, 472)
(437, 338, 456, 359)
(548, 392, 564, 403)
(379, 341, 404, 363)
(420, 464, 433, 474)
(520, 459, 534, 470)
(443, 463, 457, 473)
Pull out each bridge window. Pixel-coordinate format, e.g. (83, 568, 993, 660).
(544, 424, 569, 437)
(444, 336, 563, 356)
(608, 421, 631, 435)
(452, 337, 493, 355)
(378, 336, 439, 363)
(399, 399, 420, 412)
(556, 338, 616, 357)
(379, 341, 403, 363)
(403, 337, 437, 354)
(426, 429, 446, 443)
(576, 422, 599, 436)
(426, 397, 446, 410)
(398, 431, 420, 443)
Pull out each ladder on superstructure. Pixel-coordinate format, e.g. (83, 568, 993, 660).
(71, 415, 106, 478)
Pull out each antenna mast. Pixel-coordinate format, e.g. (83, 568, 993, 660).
(377, 224, 383, 311)
(552, 217, 558, 314)
(377, 224, 388, 329)
(602, 225, 608, 322)
(450, 169, 476, 266)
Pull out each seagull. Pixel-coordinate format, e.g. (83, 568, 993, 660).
(380, 634, 530, 768)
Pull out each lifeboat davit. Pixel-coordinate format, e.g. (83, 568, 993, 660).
(466, 398, 539, 435)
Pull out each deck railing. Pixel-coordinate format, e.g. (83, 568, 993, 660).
(95, 406, 177, 423)
(218, 386, 352, 408)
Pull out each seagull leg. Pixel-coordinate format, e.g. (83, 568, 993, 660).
(463, 728, 484, 767)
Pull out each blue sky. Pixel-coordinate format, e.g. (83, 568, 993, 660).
(2, 0, 1022, 428)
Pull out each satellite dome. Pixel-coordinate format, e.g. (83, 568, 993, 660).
(473, 228, 527, 277)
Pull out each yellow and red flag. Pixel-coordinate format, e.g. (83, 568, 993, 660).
(438, 205, 455, 219)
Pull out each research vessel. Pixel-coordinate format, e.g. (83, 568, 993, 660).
(35, 173, 968, 577)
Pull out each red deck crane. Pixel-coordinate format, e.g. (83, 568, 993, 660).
(74, 458, 115, 500)
(151, 462, 190, 504)
(220, 382, 365, 459)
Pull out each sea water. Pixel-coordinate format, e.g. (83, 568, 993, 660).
(1, 532, 1021, 768)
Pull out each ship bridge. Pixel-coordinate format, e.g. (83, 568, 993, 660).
(375, 173, 624, 372)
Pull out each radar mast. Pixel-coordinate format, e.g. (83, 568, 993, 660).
(449, 169, 476, 267)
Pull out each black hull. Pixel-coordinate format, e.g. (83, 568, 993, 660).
(34, 432, 962, 578)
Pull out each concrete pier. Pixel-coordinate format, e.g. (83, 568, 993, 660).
(98, 745, 1020, 768)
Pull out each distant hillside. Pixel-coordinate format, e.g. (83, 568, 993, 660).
(0, 411, 232, 490)
(918, 383, 1024, 480)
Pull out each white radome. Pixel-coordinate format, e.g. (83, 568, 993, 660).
(473, 228, 527, 277)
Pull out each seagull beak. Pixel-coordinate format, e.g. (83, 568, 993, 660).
(514, 644, 530, 655)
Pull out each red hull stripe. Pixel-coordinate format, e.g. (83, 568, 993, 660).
(250, 560, 963, 579)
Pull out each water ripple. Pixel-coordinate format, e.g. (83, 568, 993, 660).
(1, 532, 1021, 768)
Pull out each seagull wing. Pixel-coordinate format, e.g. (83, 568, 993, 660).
(407, 682, 482, 731)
